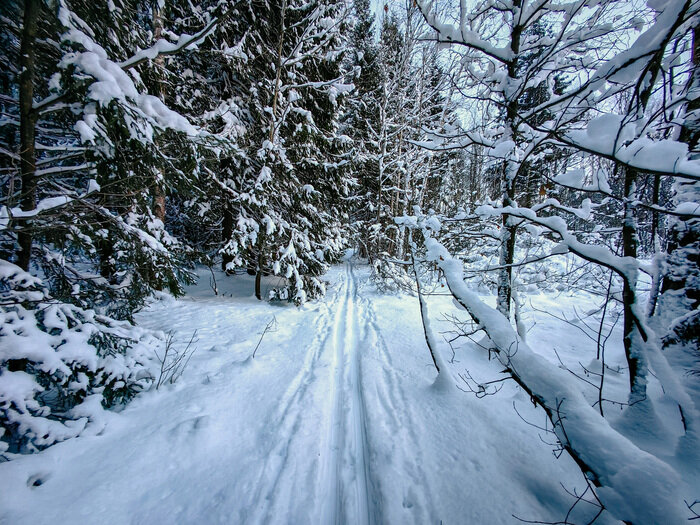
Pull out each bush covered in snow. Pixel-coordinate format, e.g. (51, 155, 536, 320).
(0, 261, 154, 456)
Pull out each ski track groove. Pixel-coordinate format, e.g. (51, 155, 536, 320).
(359, 279, 438, 524)
(248, 287, 339, 524)
(319, 263, 376, 525)
(249, 262, 437, 524)
(346, 263, 376, 525)
(250, 263, 379, 525)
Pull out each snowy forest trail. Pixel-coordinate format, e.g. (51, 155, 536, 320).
(249, 261, 378, 525)
(318, 262, 374, 525)
(0, 263, 600, 525)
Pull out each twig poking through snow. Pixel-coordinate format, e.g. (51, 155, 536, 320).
(252, 316, 277, 359)
(154, 330, 198, 389)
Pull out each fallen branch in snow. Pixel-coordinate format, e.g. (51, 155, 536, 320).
(423, 235, 688, 524)
(252, 316, 277, 359)
(513, 471, 605, 525)
(456, 370, 509, 398)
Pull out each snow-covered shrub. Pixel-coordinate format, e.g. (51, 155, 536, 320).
(268, 286, 290, 302)
(269, 272, 327, 306)
(370, 257, 415, 294)
(0, 261, 154, 456)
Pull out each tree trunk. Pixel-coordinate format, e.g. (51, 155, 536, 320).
(375, 84, 388, 258)
(678, 25, 700, 151)
(496, 158, 519, 317)
(255, 250, 263, 301)
(496, 201, 517, 317)
(221, 204, 233, 272)
(153, 185, 166, 222)
(662, 25, 700, 308)
(646, 173, 662, 317)
(659, 26, 700, 356)
(152, 1, 166, 222)
(621, 166, 646, 401)
(17, 0, 40, 271)
(99, 238, 115, 280)
(269, 0, 286, 144)
(495, 13, 522, 318)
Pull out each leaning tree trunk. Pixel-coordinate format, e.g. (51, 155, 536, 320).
(409, 231, 440, 374)
(17, 0, 40, 271)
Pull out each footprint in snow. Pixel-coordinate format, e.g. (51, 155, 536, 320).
(169, 415, 211, 441)
(27, 472, 51, 488)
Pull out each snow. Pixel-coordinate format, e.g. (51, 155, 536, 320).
(675, 201, 700, 215)
(593, 0, 688, 85)
(567, 122, 700, 177)
(0, 263, 620, 524)
(423, 237, 693, 523)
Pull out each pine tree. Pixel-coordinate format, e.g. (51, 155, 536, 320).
(0, 0, 213, 453)
(217, 0, 354, 303)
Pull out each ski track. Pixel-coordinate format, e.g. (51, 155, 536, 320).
(252, 263, 378, 525)
(319, 263, 375, 525)
(0, 263, 430, 525)
(247, 285, 338, 524)
(358, 275, 438, 524)
(250, 261, 436, 524)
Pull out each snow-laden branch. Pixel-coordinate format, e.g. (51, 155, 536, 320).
(416, 0, 513, 63)
(34, 162, 92, 177)
(519, 0, 699, 135)
(555, 125, 700, 180)
(473, 201, 649, 339)
(33, 1, 220, 130)
(422, 234, 686, 524)
(0, 179, 100, 231)
(550, 168, 700, 218)
(119, 18, 218, 70)
(590, 0, 693, 88)
(408, 129, 495, 151)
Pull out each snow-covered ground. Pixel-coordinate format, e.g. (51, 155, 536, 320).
(0, 261, 655, 524)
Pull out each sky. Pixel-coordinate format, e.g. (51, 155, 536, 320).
(371, 0, 384, 37)
(371, 0, 383, 20)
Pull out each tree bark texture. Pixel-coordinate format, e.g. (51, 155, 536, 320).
(17, 0, 40, 270)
